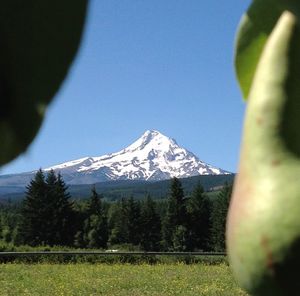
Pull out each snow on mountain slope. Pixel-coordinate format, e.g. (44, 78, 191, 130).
(44, 130, 230, 184)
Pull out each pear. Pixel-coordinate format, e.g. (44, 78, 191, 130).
(227, 11, 300, 295)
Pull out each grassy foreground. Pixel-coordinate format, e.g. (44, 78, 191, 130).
(0, 263, 247, 296)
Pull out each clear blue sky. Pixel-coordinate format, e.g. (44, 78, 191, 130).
(1, 0, 251, 175)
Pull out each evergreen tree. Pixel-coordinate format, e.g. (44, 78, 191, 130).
(87, 186, 103, 216)
(187, 183, 212, 251)
(44, 170, 59, 245)
(84, 186, 108, 248)
(19, 169, 74, 246)
(11, 226, 22, 246)
(52, 173, 75, 246)
(140, 195, 161, 251)
(0, 203, 21, 244)
(19, 169, 48, 246)
(87, 214, 108, 249)
(73, 200, 90, 248)
(127, 196, 141, 246)
(210, 183, 233, 251)
(2, 226, 12, 243)
(172, 225, 189, 251)
(162, 178, 187, 250)
(74, 230, 85, 248)
(108, 198, 129, 245)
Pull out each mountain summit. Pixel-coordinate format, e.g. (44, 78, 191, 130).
(0, 130, 230, 186)
(45, 130, 229, 184)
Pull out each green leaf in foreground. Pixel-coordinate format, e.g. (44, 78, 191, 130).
(0, 1, 88, 166)
(234, 0, 300, 100)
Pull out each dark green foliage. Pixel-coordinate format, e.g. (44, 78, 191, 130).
(168, 178, 187, 226)
(187, 183, 212, 251)
(19, 169, 48, 246)
(51, 173, 76, 246)
(86, 215, 108, 249)
(74, 231, 85, 248)
(127, 197, 142, 246)
(0, 1, 88, 166)
(73, 201, 89, 248)
(87, 186, 103, 216)
(210, 183, 233, 251)
(108, 199, 129, 245)
(0, 201, 21, 245)
(1, 174, 232, 252)
(108, 196, 143, 247)
(83, 186, 108, 248)
(172, 225, 189, 251)
(108, 197, 141, 246)
(19, 170, 75, 246)
(162, 178, 187, 250)
(140, 195, 161, 251)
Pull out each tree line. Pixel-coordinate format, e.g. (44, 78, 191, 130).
(0, 169, 232, 252)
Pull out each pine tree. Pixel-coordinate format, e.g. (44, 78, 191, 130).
(0, 203, 21, 245)
(87, 186, 103, 216)
(210, 183, 233, 251)
(108, 199, 129, 245)
(140, 195, 161, 251)
(11, 226, 22, 246)
(172, 225, 189, 251)
(187, 183, 212, 251)
(20, 169, 48, 246)
(162, 178, 187, 250)
(84, 186, 108, 248)
(52, 173, 75, 246)
(127, 196, 141, 246)
(44, 169, 59, 245)
(87, 215, 108, 249)
(19, 169, 74, 246)
(73, 200, 90, 248)
(74, 230, 85, 248)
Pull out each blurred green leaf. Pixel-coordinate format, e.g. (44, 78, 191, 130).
(0, 1, 88, 166)
(234, 0, 300, 100)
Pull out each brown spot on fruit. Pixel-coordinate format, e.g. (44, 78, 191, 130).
(256, 117, 263, 125)
(261, 236, 275, 276)
(271, 159, 281, 167)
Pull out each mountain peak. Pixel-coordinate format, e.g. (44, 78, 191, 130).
(143, 129, 160, 136)
(141, 130, 161, 143)
(45, 129, 230, 183)
(46, 129, 230, 183)
(0, 130, 230, 186)
(125, 130, 175, 153)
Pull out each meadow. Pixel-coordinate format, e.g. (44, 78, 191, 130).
(0, 263, 248, 296)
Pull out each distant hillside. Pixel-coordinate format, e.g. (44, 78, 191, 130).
(66, 174, 235, 200)
(0, 174, 234, 201)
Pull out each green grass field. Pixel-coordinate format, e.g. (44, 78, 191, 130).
(0, 263, 248, 296)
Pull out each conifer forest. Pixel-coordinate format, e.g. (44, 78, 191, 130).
(0, 169, 232, 252)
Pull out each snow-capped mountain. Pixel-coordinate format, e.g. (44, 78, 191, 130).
(44, 130, 229, 183)
(0, 130, 230, 186)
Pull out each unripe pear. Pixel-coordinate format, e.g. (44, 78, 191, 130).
(227, 11, 300, 295)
